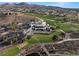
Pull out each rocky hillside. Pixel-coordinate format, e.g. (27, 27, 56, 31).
(18, 39, 79, 56)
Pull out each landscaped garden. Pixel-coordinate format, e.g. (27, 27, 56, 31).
(26, 13, 79, 45)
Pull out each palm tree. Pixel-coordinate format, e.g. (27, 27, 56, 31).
(15, 32, 19, 44)
(10, 40, 13, 45)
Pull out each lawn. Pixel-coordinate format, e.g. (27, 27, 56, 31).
(27, 34, 53, 45)
(0, 46, 20, 56)
(27, 30, 64, 45)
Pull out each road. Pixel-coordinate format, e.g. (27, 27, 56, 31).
(41, 44, 50, 56)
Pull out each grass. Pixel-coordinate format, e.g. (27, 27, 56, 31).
(25, 13, 79, 45)
(0, 31, 62, 56)
(0, 46, 20, 56)
(0, 40, 29, 56)
(60, 23, 79, 32)
(27, 30, 63, 45)
(27, 34, 53, 45)
(27, 13, 79, 32)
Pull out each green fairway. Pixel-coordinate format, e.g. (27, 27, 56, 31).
(27, 13, 79, 32)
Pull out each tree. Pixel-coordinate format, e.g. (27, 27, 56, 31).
(60, 32, 65, 38)
(52, 35, 58, 42)
(11, 22, 17, 31)
(48, 11, 53, 15)
(0, 12, 6, 17)
(27, 35, 31, 40)
(10, 15, 18, 32)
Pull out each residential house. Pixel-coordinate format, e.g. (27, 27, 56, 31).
(30, 20, 52, 34)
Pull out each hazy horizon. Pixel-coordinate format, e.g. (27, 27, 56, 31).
(0, 2, 79, 8)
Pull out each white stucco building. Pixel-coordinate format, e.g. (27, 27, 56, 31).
(30, 20, 51, 34)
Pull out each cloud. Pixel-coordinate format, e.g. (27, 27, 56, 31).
(48, 2, 66, 7)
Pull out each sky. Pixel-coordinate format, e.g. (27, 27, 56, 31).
(0, 2, 79, 8)
(28, 2, 79, 8)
